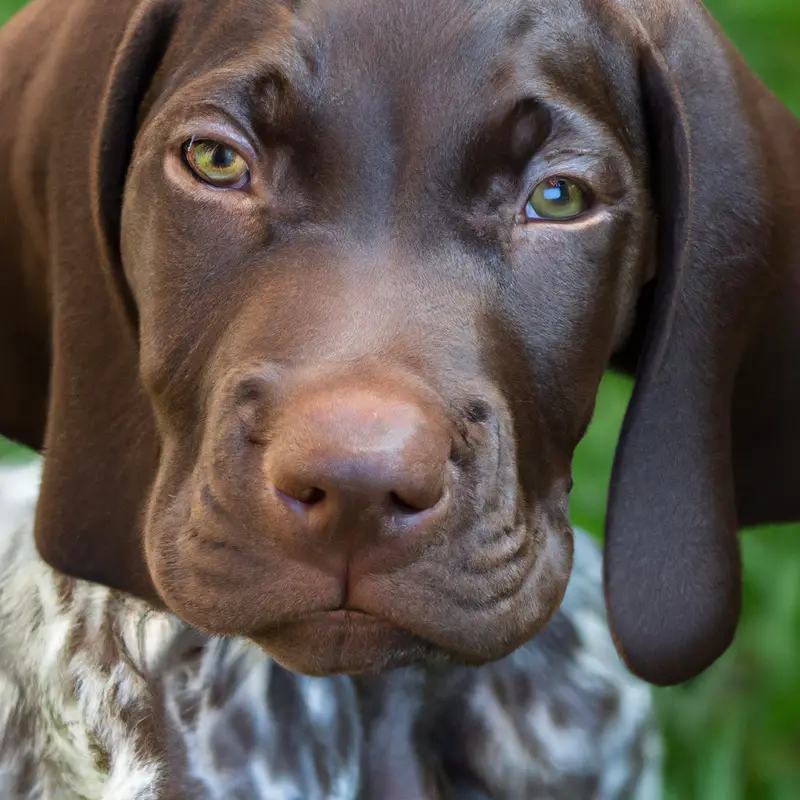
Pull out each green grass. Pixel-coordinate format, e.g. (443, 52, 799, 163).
(1, 0, 799, 797)
(0, 0, 19, 20)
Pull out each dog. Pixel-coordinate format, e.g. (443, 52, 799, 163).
(0, 0, 797, 793)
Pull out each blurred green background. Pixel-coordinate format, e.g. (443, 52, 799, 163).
(1, 0, 798, 797)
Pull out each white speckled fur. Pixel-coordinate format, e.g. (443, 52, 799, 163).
(0, 461, 175, 800)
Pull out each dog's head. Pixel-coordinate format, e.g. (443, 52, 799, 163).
(8, 0, 797, 684)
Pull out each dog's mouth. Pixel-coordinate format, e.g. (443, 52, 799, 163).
(148, 491, 575, 675)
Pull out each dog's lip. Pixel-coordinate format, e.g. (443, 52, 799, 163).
(269, 607, 391, 629)
(318, 608, 371, 620)
(250, 607, 434, 675)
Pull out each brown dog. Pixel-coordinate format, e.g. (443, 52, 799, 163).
(0, 0, 797, 688)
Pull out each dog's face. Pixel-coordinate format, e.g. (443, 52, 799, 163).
(14, 0, 791, 685)
(119, 0, 650, 675)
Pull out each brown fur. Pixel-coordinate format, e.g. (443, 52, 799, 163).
(0, 0, 797, 687)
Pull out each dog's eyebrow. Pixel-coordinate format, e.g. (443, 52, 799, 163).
(501, 99, 553, 166)
(456, 98, 552, 184)
(150, 59, 312, 149)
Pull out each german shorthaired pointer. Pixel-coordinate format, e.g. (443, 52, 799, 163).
(0, 0, 798, 794)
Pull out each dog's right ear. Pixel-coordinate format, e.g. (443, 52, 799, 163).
(603, 0, 799, 686)
(0, 0, 183, 600)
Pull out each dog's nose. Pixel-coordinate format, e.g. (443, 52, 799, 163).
(263, 386, 451, 542)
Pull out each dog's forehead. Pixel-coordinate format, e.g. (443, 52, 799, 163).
(299, 0, 611, 97)
(306, 0, 536, 71)
(168, 0, 622, 120)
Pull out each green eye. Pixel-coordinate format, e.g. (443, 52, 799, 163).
(525, 177, 590, 221)
(183, 138, 250, 188)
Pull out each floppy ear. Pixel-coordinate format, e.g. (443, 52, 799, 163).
(21, 0, 183, 601)
(604, 1, 799, 686)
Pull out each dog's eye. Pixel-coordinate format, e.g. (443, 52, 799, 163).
(183, 139, 250, 188)
(524, 177, 590, 221)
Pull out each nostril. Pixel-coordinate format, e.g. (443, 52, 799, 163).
(388, 491, 427, 515)
(274, 484, 326, 507)
(388, 485, 444, 515)
(297, 486, 326, 505)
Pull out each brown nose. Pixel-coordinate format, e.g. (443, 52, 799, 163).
(263, 385, 451, 541)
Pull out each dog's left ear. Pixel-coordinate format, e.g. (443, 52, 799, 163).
(27, 0, 184, 601)
(604, 0, 799, 686)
